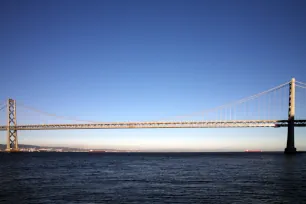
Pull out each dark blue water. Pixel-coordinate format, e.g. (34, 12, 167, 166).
(0, 152, 306, 203)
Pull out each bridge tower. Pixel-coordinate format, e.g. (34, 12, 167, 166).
(6, 99, 19, 152)
(285, 78, 296, 154)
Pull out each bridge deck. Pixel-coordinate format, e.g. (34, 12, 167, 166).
(0, 120, 306, 130)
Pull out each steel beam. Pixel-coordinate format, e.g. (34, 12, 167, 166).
(0, 120, 305, 130)
(6, 99, 18, 152)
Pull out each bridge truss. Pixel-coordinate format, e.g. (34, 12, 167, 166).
(0, 120, 305, 130)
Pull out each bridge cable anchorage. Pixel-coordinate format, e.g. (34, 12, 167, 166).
(158, 81, 290, 121)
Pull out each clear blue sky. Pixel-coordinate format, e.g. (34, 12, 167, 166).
(0, 0, 306, 151)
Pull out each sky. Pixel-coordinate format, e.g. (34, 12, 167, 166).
(0, 0, 306, 151)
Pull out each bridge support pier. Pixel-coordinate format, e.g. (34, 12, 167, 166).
(5, 99, 19, 152)
(285, 78, 296, 154)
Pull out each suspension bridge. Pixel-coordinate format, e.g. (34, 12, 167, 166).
(1, 78, 306, 153)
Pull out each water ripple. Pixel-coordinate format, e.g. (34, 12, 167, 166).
(0, 152, 306, 203)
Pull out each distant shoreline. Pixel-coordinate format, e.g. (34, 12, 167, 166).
(1, 151, 306, 154)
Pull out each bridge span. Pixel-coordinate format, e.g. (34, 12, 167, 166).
(1, 78, 306, 153)
(1, 120, 306, 130)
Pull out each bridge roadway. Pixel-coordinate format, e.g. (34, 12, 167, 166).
(0, 120, 306, 130)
